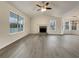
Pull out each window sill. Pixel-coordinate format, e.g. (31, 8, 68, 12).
(9, 31, 24, 35)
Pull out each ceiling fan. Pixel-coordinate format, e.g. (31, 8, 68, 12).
(36, 1, 52, 12)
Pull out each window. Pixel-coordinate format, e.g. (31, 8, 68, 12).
(17, 15, 24, 32)
(65, 21, 69, 30)
(71, 21, 77, 30)
(9, 12, 24, 33)
(50, 20, 56, 30)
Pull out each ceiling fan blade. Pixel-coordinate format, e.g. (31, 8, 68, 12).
(46, 2, 49, 6)
(46, 7, 52, 10)
(36, 4, 41, 7)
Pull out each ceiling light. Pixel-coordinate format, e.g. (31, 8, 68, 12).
(41, 8, 46, 12)
(36, 2, 52, 12)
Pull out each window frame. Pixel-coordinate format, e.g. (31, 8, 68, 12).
(71, 20, 77, 31)
(50, 19, 56, 31)
(9, 11, 25, 34)
(64, 21, 69, 30)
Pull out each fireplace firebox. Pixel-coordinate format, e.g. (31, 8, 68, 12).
(39, 26, 47, 33)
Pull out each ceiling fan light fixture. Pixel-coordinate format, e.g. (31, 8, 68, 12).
(41, 8, 46, 12)
(36, 1, 52, 12)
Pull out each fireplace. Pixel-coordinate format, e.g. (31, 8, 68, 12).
(39, 26, 47, 33)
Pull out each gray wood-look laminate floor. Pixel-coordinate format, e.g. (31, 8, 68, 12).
(0, 34, 79, 58)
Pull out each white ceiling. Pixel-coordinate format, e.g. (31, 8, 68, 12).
(8, 1, 79, 17)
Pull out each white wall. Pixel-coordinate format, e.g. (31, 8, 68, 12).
(31, 15, 62, 34)
(62, 6, 79, 35)
(0, 2, 30, 49)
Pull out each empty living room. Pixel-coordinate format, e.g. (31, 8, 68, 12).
(0, 0, 79, 58)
